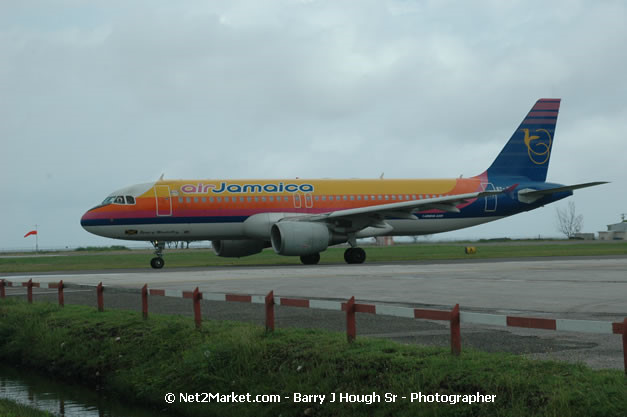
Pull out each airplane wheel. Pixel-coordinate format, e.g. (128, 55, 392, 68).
(300, 253, 320, 265)
(344, 248, 366, 264)
(150, 257, 164, 269)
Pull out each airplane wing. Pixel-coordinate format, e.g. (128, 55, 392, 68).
(281, 186, 516, 234)
(517, 181, 608, 204)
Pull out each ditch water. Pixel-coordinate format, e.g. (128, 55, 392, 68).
(0, 364, 170, 417)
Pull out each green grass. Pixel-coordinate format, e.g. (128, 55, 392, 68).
(0, 398, 54, 417)
(1, 242, 627, 273)
(0, 299, 625, 417)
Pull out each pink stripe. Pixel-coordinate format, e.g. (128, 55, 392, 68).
(532, 102, 560, 110)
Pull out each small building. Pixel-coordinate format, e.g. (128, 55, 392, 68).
(375, 236, 394, 246)
(598, 221, 627, 240)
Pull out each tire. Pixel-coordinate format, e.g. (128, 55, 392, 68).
(344, 248, 366, 264)
(150, 257, 165, 269)
(352, 247, 366, 264)
(300, 253, 321, 265)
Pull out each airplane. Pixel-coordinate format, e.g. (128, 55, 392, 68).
(81, 99, 606, 268)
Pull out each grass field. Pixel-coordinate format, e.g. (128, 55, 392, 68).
(0, 299, 625, 417)
(1, 241, 627, 273)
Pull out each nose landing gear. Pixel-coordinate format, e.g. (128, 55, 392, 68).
(150, 241, 165, 269)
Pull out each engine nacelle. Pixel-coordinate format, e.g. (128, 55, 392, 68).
(270, 221, 330, 256)
(212, 239, 267, 258)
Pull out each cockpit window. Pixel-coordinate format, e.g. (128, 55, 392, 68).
(100, 195, 136, 206)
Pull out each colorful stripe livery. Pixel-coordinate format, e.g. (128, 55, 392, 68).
(81, 99, 606, 267)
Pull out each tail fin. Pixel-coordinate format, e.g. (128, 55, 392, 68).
(486, 98, 560, 182)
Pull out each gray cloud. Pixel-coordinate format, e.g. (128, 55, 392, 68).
(1, 0, 625, 249)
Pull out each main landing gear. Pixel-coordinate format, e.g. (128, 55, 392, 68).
(150, 241, 165, 269)
(344, 247, 366, 264)
(300, 253, 321, 265)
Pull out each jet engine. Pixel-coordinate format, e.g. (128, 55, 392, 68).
(212, 239, 267, 258)
(270, 221, 330, 256)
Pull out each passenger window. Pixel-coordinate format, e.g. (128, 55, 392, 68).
(224, 197, 230, 202)
(284, 196, 289, 202)
(240, 197, 245, 202)
(202, 197, 207, 203)
(254, 196, 259, 202)
(343, 195, 347, 201)
(178, 197, 183, 203)
(186, 197, 191, 203)
(269, 196, 274, 202)
(321, 195, 326, 201)
(125, 196, 135, 204)
(217, 197, 222, 202)
(314, 196, 319, 201)
(391, 195, 396, 200)
(262, 196, 266, 202)
(194, 197, 199, 203)
(247, 197, 252, 202)
(364, 196, 369, 201)
(210, 197, 214, 202)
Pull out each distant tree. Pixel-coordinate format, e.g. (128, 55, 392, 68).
(555, 201, 583, 238)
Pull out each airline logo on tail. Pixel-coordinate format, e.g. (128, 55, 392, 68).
(522, 128, 552, 165)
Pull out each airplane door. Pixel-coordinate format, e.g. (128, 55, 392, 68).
(305, 193, 313, 209)
(481, 183, 497, 212)
(155, 185, 172, 216)
(294, 194, 302, 209)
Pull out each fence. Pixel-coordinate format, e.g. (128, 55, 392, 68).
(1, 278, 625, 374)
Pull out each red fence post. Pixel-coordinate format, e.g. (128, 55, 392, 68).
(27, 279, 33, 304)
(96, 282, 104, 312)
(142, 284, 148, 320)
(622, 318, 626, 375)
(193, 287, 202, 329)
(450, 304, 461, 356)
(265, 290, 275, 332)
(58, 280, 64, 307)
(0, 279, 5, 299)
(345, 296, 356, 343)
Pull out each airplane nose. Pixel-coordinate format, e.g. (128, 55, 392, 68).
(80, 209, 98, 232)
(80, 211, 90, 230)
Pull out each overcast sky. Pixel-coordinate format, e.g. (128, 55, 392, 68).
(1, 0, 625, 251)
